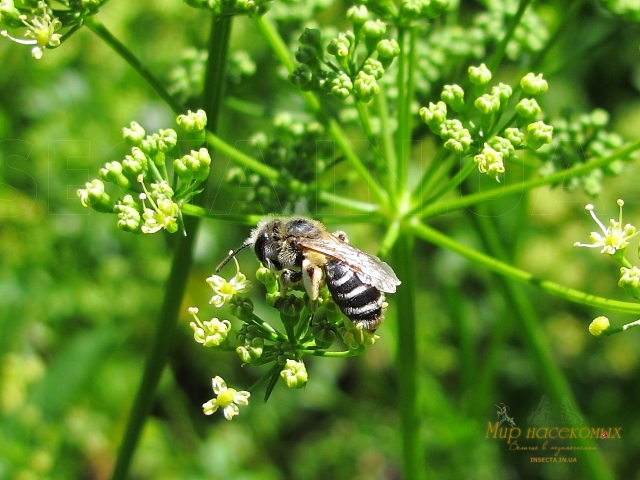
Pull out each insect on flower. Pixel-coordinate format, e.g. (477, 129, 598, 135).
(216, 217, 401, 331)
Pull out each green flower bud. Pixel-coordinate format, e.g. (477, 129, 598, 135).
(588, 316, 611, 338)
(177, 109, 207, 132)
(347, 5, 368, 25)
(228, 296, 254, 321)
(300, 28, 322, 48)
(295, 45, 319, 66)
(266, 292, 280, 308)
(310, 319, 337, 349)
(376, 39, 400, 69)
(468, 63, 492, 85)
(619, 266, 640, 299)
(277, 294, 304, 317)
(114, 194, 141, 233)
(362, 58, 385, 80)
(526, 121, 553, 150)
(353, 71, 380, 103)
(327, 32, 352, 61)
(331, 72, 353, 99)
(122, 147, 148, 176)
(157, 129, 178, 152)
(504, 128, 524, 147)
(237, 324, 260, 344)
(419, 101, 447, 133)
(425, 0, 448, 18)
(256, 266, 278, 293)
(515, 98, 541, 118)
(123, 121, 146, 145)
(589, 108, 609, 129)
(439, 119, 472, 154)
(289, 64, 313, 89)
(99, 161, 131, 190)
(236, 337, 264, 363)
(400, 0, 423, 19)
(474, 94, 501, 115)
(487, 136, 515, 159)
(77, 179, 113, 213)
(362, 20, 386, 52)
(280, 359, 308, 389)
(441, 84, 465, 112)
(520, 72, 548, 95)
(173, 157, 192, 184)
(491, 83, 513, 103)
(180, 148, 211, 182)
(273, 341, 296, 365)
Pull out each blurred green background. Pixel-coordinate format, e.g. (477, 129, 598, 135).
(2, 0, 640, 479)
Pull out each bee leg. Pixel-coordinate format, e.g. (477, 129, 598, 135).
(280, 269, 302, 295)
(302, 258, 324, 326)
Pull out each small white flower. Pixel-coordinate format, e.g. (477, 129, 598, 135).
(1, 1, 61, 59)
(202, 376, 250, 420)
(138, 178, 179, 234)
(206, 255, 252, 307)
(280, 359, 308, 389)
(188, 307, 232, 347)
(574, 199, 640, 255)
(474, 143, 505, 180)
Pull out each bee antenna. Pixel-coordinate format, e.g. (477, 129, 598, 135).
(215, 241, 252, 272)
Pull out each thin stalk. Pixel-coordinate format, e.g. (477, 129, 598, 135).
(471, 211, 613, 480)
(410, 219, 640, 315)
(355, 102, 378, 149)
(394, 27, 406, 198)
(417, 139, 640, 218)
(205, 131, 280, 182)
(377, 84, 398, 189)
(107, 16, 233, 480)
(410, 147, 452, 205)
(424, 156, 476, 205)
(378, 219, 401, 258)
(254, 15, 390, 209)
(397, 27, 417, 197)
(393, 234, 421, 480)
(486, 0, 532, 73)
(84, 18, 183, 115)
(302, 346, 366, 357)
(317, 191, 381, 214)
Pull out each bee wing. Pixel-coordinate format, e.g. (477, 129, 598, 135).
(298, 237, 401, 293)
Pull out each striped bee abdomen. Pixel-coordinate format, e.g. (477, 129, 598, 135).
(325, 259, 385, 331)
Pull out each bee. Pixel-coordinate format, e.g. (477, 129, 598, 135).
(216, 217, 401, 331)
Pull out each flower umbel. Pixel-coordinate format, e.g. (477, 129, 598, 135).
(574, 200, 640, 255)
(206, 255, 252, 307)
(202, 376, 250, 420)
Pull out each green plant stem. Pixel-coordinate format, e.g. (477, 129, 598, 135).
(377, 84, 398, 189)
(424, 156, 476, 205)
(410, 219, 640, 314)
(487, 0, 532, 73)
(84, 17, 183, 116)
(302, 346, 366, 357)
(393, 234, 421, 480)
(410, 147, 452, 205)
(107, 16, 233, 480)
(470, 210, 613, 480)
(254, 15, 390, 210)
(417, 139, 640, 218)
(378, 219, 401, 258)
(394, 27, 406, 199)
(397, 27, 417, 197)
(355, 102, 377, 149)
(205, 130, 280, 181)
